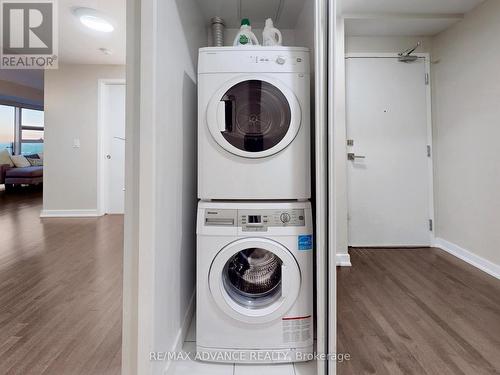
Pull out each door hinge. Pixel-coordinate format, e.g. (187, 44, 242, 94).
(425, 73, 430, 85)
(427, 145, 431, 157)
(429, 219, 433, 231)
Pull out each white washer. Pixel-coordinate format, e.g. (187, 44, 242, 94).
(196, 201, 314, 363)
(198, 47, 311, 200)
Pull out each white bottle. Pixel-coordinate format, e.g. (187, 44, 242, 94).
(233, 18, 260, 46)
(262, 18, 282, 46)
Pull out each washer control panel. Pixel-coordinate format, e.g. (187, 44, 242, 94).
(204, 209, 306, 231)
(239, 209, 305, 231)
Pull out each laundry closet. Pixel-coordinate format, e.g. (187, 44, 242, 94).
(123, 1, 335, 375)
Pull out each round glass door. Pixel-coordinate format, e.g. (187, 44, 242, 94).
(219, 80, 291, 152)
(223, 248, 283, 309)
(207, 75, 302, 159)
(208, 238, 301, 324)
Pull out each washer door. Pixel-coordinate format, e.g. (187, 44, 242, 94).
(206, 75, 302, 158)
(209, 238, 301, 324)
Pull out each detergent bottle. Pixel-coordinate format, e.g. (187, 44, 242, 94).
(233, 18, 260, 46)
(262, 18, 282, 46)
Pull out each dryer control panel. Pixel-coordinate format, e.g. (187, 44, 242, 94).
(198, 47, 310, 74)
(204, 208, 305, 231)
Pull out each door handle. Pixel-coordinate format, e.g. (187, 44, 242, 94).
(347, 153, 365, 161)
(217, 101, 226, 132)
(218, 96, 234, 133)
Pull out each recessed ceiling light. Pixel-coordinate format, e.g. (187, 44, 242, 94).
(73, 7, 114, 33)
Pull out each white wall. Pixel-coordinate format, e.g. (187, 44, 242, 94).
(151, 1, 206, 374)
(42, 64, 125, 215)
(346, 36, 432, 54)
(295, 0, 314, 64)
(211, 28, 296, 47)
(432, 0, 500, 269)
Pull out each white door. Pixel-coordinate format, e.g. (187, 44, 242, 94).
(346, 57, 432, 246)
(207, 76, 301, 158)
(102, 83, 126, 214)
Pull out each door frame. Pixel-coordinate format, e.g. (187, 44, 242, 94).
(344, 52, 435, 246)
(97, 79, 126, 216)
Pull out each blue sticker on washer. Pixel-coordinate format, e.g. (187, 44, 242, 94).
(298, 235, 313, 251)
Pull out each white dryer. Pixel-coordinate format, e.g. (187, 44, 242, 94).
(196, 201, 314, 363)
(198, 47, 311, 200)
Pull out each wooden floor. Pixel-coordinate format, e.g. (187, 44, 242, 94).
(0, 187, 123, 375)
(337, 247, 500, 375)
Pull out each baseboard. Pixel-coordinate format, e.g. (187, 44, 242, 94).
(434, 237, 500, 280)
(164, 291, 195, 375)
(336, 253, 352, 266)
(40, 209, 102, 218)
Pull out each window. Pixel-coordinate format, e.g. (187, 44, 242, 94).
(0, 105, 15, 154)
(0, 105, 44, 155)
(21, 108, 44, 155)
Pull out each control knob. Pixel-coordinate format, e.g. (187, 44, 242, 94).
(280, 213, 291, 223)
(276, 56, 286, 65)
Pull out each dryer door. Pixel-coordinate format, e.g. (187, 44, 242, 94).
(206, 75, 302, 158)
(208, 238, 301, 324)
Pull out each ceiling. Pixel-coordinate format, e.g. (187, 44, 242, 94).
(0, 1, 124, 93)
(194, 0, 307, 29)
(342, 0, 486, 36)
(8, 0, 486, 64)
(58, 0, 126, 64)
(342, 0, 486, 14)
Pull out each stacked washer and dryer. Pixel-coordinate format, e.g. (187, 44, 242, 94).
(196, 46, 313, 364)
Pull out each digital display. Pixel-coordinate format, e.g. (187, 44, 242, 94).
(248, 215, 262, 224)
